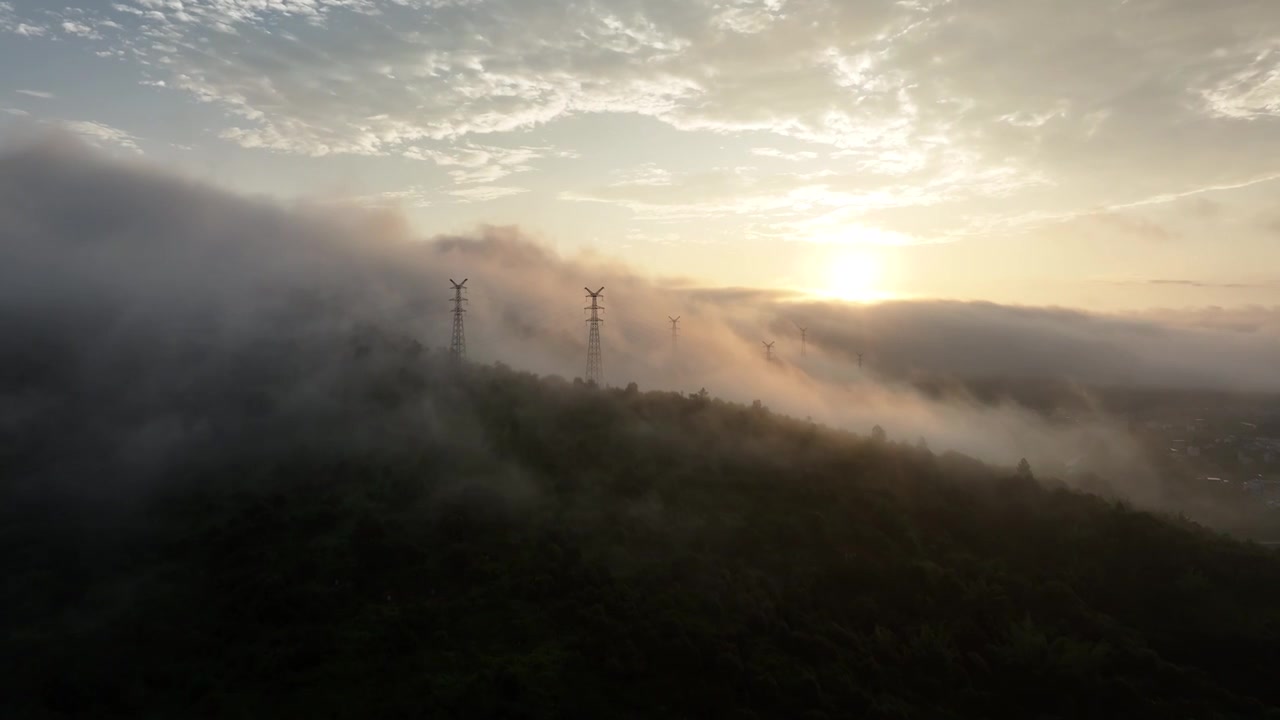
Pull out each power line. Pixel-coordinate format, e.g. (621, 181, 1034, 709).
(584, 286, 605, 384)
(449, 278, 468, 362)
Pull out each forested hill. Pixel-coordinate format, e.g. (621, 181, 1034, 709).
(5, 329, 1280, 719)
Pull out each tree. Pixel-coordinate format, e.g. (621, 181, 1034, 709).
(1016, 457, 1034, 480)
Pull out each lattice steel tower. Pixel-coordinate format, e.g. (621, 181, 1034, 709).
(763, 340, 775, 363)
(668, 315, 680, 353)
(584, 286, 605, 384)
(449, 278, 468, 362)
(796, 323, 808, 357)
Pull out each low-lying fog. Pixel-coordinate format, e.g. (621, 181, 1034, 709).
(4, 134, 1279, 511)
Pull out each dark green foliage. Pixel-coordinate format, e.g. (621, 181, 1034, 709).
(5, 334, 1280, 719)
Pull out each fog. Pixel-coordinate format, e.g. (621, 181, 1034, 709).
(4, 134, 1278, 509)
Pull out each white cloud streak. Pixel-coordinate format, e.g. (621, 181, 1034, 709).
(448, 185, 529, 202)
(62, 120, 143, 152)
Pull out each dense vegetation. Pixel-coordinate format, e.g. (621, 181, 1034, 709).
(5, 330, 1280, 719)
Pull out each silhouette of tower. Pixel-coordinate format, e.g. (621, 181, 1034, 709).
(669, 315, 680, 353)
(449, 278, 468, 362)
(585, 287, 605, 384)
(857, 352, 864, 369)
(796, 323, 808, 357)
(763, 340, 775, 363)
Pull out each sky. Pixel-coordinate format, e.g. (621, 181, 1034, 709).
(2, 0, 1280, 310)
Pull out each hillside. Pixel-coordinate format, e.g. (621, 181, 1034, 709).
(5, 329, 1280, 719)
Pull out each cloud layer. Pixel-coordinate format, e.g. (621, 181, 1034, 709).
(4, 138, 1279, 515)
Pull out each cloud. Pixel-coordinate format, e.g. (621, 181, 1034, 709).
(4, 139, 1279, 495)
(0, 1, 46, 36)
(404, 143, 569, 185)
(1146, 279, 1266, 289)
(1091, 276, 1280, 293)
(767, 299, 1280, 390)
(712, 0, 785, 35)
(60, 19, 100, 39)
(342, 186, 435, 209)
(448, 185, 528, 202)
(105, 1, 702, 158)
(751, 147, 819, 161)
(1135, 305, 1280, 336)
(2, 0, 1277, 243)
(20, 1, 1271, 168)
(1200, 43, 1280, 119)
(62, 120, 142, 152)
(15, 90, 54, 100)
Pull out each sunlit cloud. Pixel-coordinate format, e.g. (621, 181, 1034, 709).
(751, 147, 819, 161)
(1, 0, 1278, 305)
(448, 185, 529, 203)
(61, 120, 143, 153)
(1199, 43, 1280, 119)
(404, 143, 575, 185)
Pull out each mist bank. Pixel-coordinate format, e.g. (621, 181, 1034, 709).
(3, 134, 1278, 507)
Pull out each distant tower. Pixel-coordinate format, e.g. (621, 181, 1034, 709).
(795, 323, 808, 357)
(668, 315, 680, 353)
(449, 278, 468, 362)
(585, 286, 605, 384)
(857, 352, 864, 369)
(763, 340, 775, 363)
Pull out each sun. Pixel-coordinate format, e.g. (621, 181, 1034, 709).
(819, 247, 889, 303)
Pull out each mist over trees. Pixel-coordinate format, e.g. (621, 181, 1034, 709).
(3, 133, 1279, 498)
(7, 331, 1280, 718)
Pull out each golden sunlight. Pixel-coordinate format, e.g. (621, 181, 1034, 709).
(818, 246, 891, 303)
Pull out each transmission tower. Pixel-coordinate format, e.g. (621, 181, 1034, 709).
(763, 340, 775, 363)
(857, 351, 864, 368)
(795, 322, 808, 357)
(449, 278, 468, 362)
(668, 315, 680, 353)
(584, 286, 605, 384)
